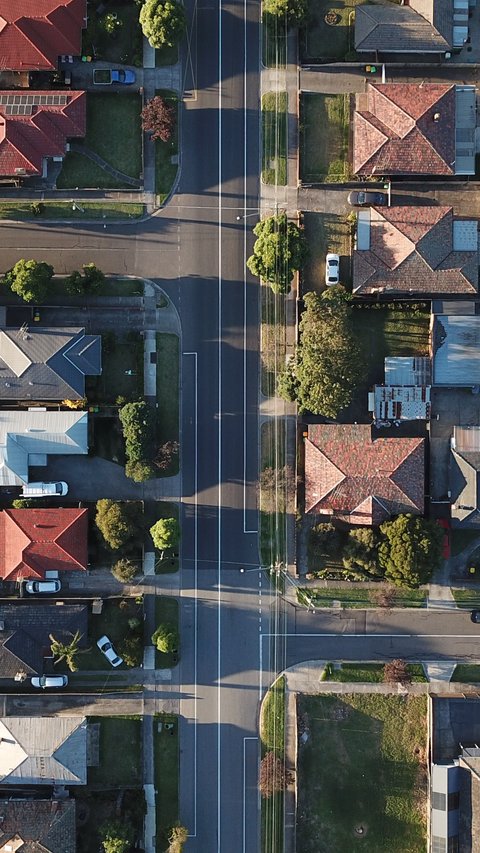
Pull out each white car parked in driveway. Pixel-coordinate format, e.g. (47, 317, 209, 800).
(25, 580, 61, 595)
(97, 635, 123, 667)
(31, 675, 68, 689)
(325, 253, 340, 286)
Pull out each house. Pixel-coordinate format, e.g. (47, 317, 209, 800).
(0, 409, 88, 487)
(0, 327, 101, 401)
(0, 508, 88, 580)
(353, 84, 476, 176)
(0, 717, 87, 785)
(369, 357, 432, 423)
(304, 424, 425, 524)
(0, 1, 86, 71)
(355, 0, 468, 57)
(353, 206, 478, 296)
(0, 90, 86, 179)
(432, 315, 480, 386)
(0, 603, 87, 681)
(450, 426, 480, 527)
(0, 798, 76, 853)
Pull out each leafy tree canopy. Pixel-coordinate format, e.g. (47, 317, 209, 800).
(246, 213, 308, 294)
(263, 0, 308, 26)
(66, 263, 105, 295)
(152, 622, 179, 652)
(343, 526, 382, 577)
(150, 516, 179, 551)
(141, 95, 176, 142)
(111, 558, 138, 583)
(101, 820, 133, 853)
(4, 259, 53, 303)
(95, 499, 142, 551)
(119, 401, 155, 464)
(139, 0, 186, 48)
(278, 287, 365, 416)
(378, 514, 442, 588)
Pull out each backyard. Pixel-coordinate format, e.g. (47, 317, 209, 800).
(302, 212, 351, 294)
(301, 0, 367, 61)
(297, 694, 427, 853)
(262, 92, 288, 186)
(300, 93, 350, 183)
(154, 713, 179, 849)
(155, 91, 179, 203)
(57, 93, 142, 189)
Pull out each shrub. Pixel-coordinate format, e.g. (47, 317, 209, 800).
(95, 499, 142, 551)
(120, 635, 143, 668)
(152, 623, 178, 652)
(150, 517, 179, 551)
(111, 558, 138, 582)
(383, 659, 411, 685)
(119, 401, 155, 463)
(125, 459, 156, 482)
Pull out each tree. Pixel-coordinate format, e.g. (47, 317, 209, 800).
(95, 499, 142, 551)
(150, 517, 179, 551)
(152, 622, 179, 652)
(119, 401, 155, 463)
(308, 522, 344, 570)
(4, 259, 53, 303)
(12, 498, 34, 509)
(66, 263, 105, 296)
(50, 630, 89, 673)
(378, 514, 442, 588)
(111, 558, 138, 582)
(125, 459, 156, 483)
(141, 95, 176, 142)
(343, 527, 381, 577)
(258, 752, 293, 798)
(168, 824, 189, 853)
(120, 635, 142, 667)
(155, 440, 179, 471)
(139, 0, 186, 48)
(383, 658, 411, 685)
(246, 213, 308, 294)
(278, 288, 365, 416)
(263, 0, 308, 26)
(100, 820, 133, 853)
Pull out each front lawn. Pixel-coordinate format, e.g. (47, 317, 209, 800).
(154, 713, 179, 849)
(262, 92, 288, 186)
(297, 694, 427, 853)
(262, 13, 287, 68)
(154, 90, 179, 204)
(301, 0, 365, 60)
(0, 201, 144, 220)
(82, 2, 143, 65)
(302, 212, 351, 294)
(57, 93, 142, 189)
(300, 93, 350, 183)
(451, 528, 480, 556)
(156, 333, 179, 476)
(56, 598, 143, 672)
(452, 665, 480, 683)
(86, 329, 144, 405)
(154, 596, 179, 669)
(323, 663, 427, 682)
(88, 716, 142, 787)
(452, 588, 480, 608)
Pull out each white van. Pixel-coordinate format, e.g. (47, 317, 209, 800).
(21, 482, 68, 498)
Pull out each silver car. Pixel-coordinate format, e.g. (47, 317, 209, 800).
(31, 675, 68, 689)
(25, 580, 61, 595)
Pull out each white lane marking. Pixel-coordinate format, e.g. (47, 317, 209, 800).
(217, 0, 223, 845)
(243, 736, 259, 853)
(183, 351, 198, 837)
(261, 633, 480, 639)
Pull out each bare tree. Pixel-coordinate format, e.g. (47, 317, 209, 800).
(383, 658, 412, 685)
(259, 752, 293, 798)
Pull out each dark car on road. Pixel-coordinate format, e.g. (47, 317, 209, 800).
(347, 190, 387, 206)
(471, 610, 480, 623)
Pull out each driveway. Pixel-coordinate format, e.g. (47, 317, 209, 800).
(430, 388, 480, 502)
(299, 182, 480, 217)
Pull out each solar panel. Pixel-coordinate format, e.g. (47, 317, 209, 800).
(0, 93, 68, 110)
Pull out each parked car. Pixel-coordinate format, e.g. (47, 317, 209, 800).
(97, 635, 123, 667)
(347, 190, 387, 206)
(32, 307, 40, 322)
(21, 482, 68, 498)
(471, 610, 480, 623)
(325, 253, 340, 286)
(436, 518, 451, 559)
(25, 579, 61, 595)
(31, 675, 68, 689)
(93, 68, 136, 85)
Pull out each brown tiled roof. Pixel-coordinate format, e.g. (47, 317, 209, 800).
(353, 206, 478, 295)
(0, 1, 86, 71)
(0, 797, 75, 853)
(305, 424, 425, 524)
(353, 83, 456, 175)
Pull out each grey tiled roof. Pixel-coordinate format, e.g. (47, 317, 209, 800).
(355, 3, 451, 52)
(0, 604, 87, 678)
(0, 798, 76, 853)
(0, 327, 101, 401)
(0, 717, 87, 785)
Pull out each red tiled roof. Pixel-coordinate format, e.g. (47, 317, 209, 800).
(0, 90, 86, 177)
(0, 0, 86, 71)
(353, 83, 456, 175)
(353, 206, 478, 295)
(305, 424, 425, 524)
(0, 508, 88, 580)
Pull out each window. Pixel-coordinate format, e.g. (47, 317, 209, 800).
(432, 837, 446, 853)
(432, 791, 446, 810)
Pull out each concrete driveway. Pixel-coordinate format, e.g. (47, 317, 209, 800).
(430, 388, 480, 501)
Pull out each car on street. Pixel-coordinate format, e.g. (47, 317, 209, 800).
(25, 579, 61, 595)
(471, 610, 480, 623)
(436, 518, 451, 559)
(347, 190, 387, 206)
(97, 635, 123, 667)
(325, 253, 340, 286)
(31, 675, 68, 689)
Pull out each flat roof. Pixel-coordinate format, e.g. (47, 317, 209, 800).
(433, 315, 480, 386)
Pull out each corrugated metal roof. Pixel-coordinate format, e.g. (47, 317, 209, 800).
(0, 411, 88, 486)
(385, 356, 432, 386)
(0, 717, 87, 785)
(455, 86, 476, 175)
(433, 315, 480, 385)
(453, 219, 477, 251)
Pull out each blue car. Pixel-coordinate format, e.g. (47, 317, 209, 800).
(111, 69, 136, 85)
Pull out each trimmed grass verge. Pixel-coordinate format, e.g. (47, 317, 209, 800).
(261, 677, 285, 853)
(323, 663, 427, 683)
(88, 716, 142, 786)
(154, 90, 179, 204)
(262, 13, 287, 68)
(154, 596, 179, 669)
(300, 586, 427, 609)
(154, 713, 179, 849)
(156, 333, 179, 476)
(261, 283, 286, 397)
(0, 202, 144, 220)
(262, 92, 288, 186)
(297, 694, 427, 853)
(452, 665, 480, 683)
(302, 211, 351, 293)
(259, 419, 288, 568)
(452, 588, 480, 608)
(300, 93, 349, 183)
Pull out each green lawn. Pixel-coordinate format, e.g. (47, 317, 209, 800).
(301, 0, 365, 60)
(262, 12, 287, 68)
(82, 2, 143, 65)
(452, 665, 480, 683)
(300, 93, 350, 183)
(324, 663, 426, 682)
(154, 714, 179, 849)
(451, 529, 480, 556)
(262, 92, 288, 186)
(302, 587, 427, 609)
(259, 420, 288, 568)
(88, 717, 142, 786)
(261, 283, 286, 397)
(303, 212, 351, 293)
(49, 276, 144, 299)
(261, 677, 286, 853)
(0, 202, 144, 220)
(155, 45, 179, 66)
(297, 694, 427, 853)
(154, 596, 179, 669)
(57, 93, 142, 189)
(86, 330, 144, 405)
(154, 91, 179, 204)
(156, 333, 179, 476)
(452, 588, 480, 607)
